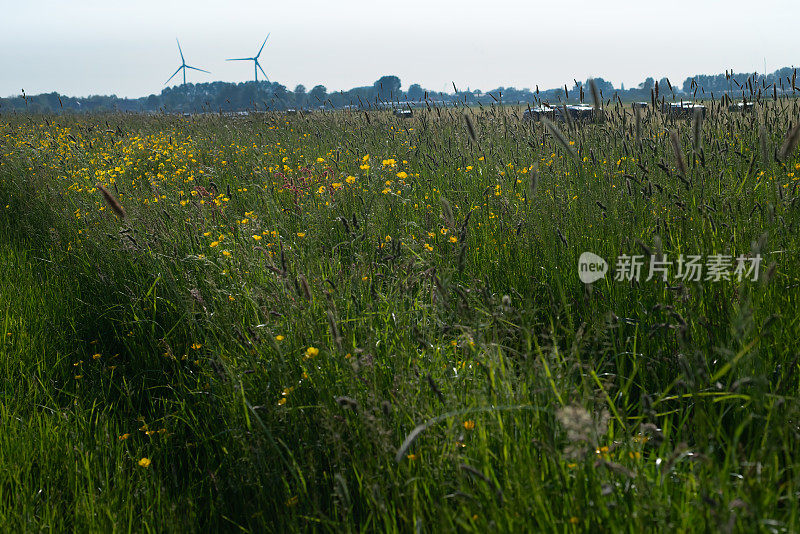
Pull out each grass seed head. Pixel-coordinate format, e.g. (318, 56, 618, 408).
(692, 108, 703, 154)
(669, 131, 689, 176)
(542, 117, 578, 161)
(778, 120, 800, 162)
(97, 184, 126, 219)
(464, 113, 477, 143)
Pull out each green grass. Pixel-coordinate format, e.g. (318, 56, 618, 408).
(1, 101, 800, 531)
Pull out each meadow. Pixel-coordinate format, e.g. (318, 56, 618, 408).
(1, 99, 799, 532)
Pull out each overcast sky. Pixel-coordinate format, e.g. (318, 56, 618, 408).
(1, 0, 797, 98)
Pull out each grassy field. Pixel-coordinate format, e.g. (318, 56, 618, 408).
(1, 100, 800, 532)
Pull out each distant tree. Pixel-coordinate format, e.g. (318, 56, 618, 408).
(294, 84, 307, 108)
(271, 83, 287, 97)
(408, 83, 424, 101)
(638, 77, 655, 91)
(374, 75, 401, 101)
(587, 78, 614, 95)
(309, 85, 327, 105)
(658, 77, 675, 95)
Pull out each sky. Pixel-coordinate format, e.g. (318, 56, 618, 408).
(1, 0, 797, 99)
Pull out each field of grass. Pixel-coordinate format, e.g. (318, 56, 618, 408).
(1, 100, 800, 532)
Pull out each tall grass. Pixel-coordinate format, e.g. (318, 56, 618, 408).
(0, 99, 799, 531)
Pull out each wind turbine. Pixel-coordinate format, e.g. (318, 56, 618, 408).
(165, 39, 210, 87)
(226, 34, 271, 83)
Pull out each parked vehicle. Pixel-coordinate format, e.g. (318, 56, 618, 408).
(554, 104, 602, 122)
(522, 105, 555, 121)
(662, 101, 707, 118)
(728, 102, 755, 112)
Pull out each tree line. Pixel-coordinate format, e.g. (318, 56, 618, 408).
(1, 69, 796, 114)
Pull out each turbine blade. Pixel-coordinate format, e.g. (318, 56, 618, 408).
(176, 38, 185, 63)
(256, 61, 269, 82)
(226, 57, 252, 61)
(165, 65, 183, 85)
(256, 33, 270, 58)
(185, 65, 210, 73)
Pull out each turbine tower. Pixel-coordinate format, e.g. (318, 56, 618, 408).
(165, 39, 210, 87)
(226, 34, 271, 83)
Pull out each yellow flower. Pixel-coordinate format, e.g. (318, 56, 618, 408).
(222, 250, 231, 257)
(569, 517, 579, 525)
(396, 171, 408, 179)
(118, 433, 130, 441)
(191, 343, 202, 350)
(210, 241, 219, 248)
(362, 154, 370, 162)
(275, 335, 285, 341)
(138, 458, 152, 468)
(449, 236, 457, 243)
(316, 157, 324, 163)
(305, 346, 319, 358)
(92, 353, 102, 360)
(252, 235, 262, 241)
(407, 453, 418, 461)
(424, 244, 433, 252)
(346, 175, 356, 184)
(278, 397, 287, 406)
(463, 420, 475, 430)
(297, 232, 306, 238)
